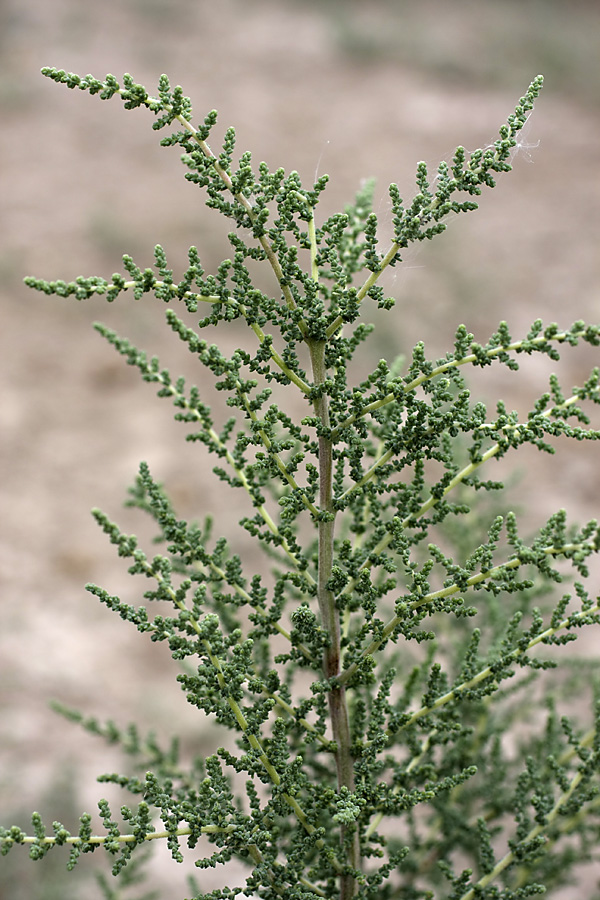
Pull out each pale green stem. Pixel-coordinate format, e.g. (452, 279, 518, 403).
(9, 824, 232, 847)
(14, 826, 326, 898)
(510, 755, 600, 890)
(337, 448, 395, 502)
(308, 213, 319, 282)
(361, 624, 599, 884)
(326, 126, 544, 340)
(122, 587, 322, 739)
(326, 243, 404, 338)
(245, 321, 312, 395)
(121, 280, 220, 305)
(557, 727, 596, 766)
(465, 726, 597, 832)
(245, 844, 327, 898)
(264, 691, 330, 747)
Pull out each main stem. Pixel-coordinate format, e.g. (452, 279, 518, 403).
(309, 339, 360, 899)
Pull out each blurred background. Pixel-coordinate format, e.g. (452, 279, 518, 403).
(1, 0, 599, 896)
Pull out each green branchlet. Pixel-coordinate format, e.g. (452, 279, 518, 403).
(3, 67, 600, 900)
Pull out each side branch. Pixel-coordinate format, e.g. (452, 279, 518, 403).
(457, 745, 599, 900)
(336, 392, 593, 590)
(101, 339, 314, 583)
(238, 388, 320, 519)
(136, 91, 312, 338)
(331, 326, 598, 438)
(25, 275, 312, 396)
(1, 824, 219, 849)
(131, 550, 332, 854)
(337, 549, 600, 690)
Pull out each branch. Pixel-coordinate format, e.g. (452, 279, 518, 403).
(338, 551, 599, 690)
(331, 325, 599, 439)
(458, 746, 599, 900)
(385, 597, 600, 729)
(335, 391, 595, 597)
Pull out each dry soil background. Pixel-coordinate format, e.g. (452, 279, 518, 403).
(1, 0, 600, 897)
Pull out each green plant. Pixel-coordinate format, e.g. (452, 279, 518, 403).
(2, 67, 600, 900)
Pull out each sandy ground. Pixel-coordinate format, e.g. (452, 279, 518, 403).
(1, 1, 600, 896)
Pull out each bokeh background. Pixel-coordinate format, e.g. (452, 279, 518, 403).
(1, 0, 599, 896)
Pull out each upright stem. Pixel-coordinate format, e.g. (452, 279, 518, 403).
(309, 339, 360, 899)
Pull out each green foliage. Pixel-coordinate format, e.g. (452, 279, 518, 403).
(3, 68, 600, 899)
